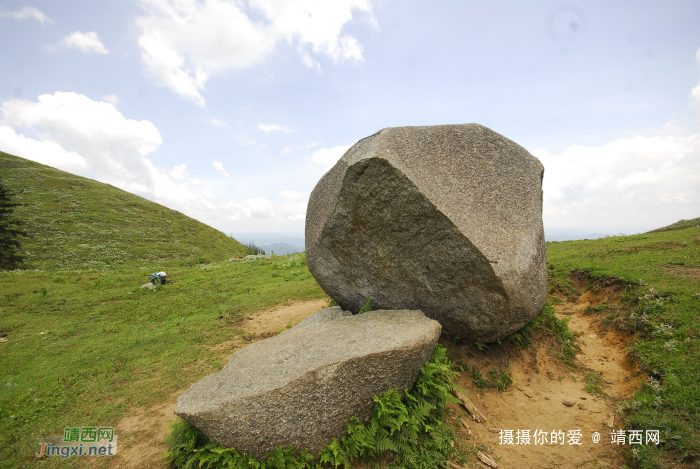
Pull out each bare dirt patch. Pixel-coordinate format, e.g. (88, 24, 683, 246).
(107, 392, 180, 469)
(664, 265, 700, 280)
(447, 287, 644, 468)
(107, 290, 643, 469)
(237, 298, 330, 335)
(107, 298, 329, 468)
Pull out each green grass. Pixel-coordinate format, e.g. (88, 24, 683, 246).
(0, 152, 248, 271)
(584, 371, 608, 398)
(647, 217, 700, 233)
(547, 225, 700, 467)
(0, 254, 327, 468)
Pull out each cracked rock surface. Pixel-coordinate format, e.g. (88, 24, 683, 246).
(305, 124, 547, 342)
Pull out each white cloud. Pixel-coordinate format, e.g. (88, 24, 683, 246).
(0, 91, 219, 219)
(534, 133, 700, 228)
(212, 161, 230, 177)
(255, 0, 370, 63)
(1, 92, 160, 187)
(283, 141, 317, 154)
(280, 190, 307, 199)
(235, 133, 262, 147)
(210, 118, 227, 127)
(693, 47, 700, 131)
(168, 163, 189, 180)
(223, 198, 275, 220)
(0, 6, 52, 25)
(50, 32, 109, 54)
(531, 45, 700, 229)
(136, 0, 373, 106)
(306, 145, 350, 170)
(258, 124, 292, 133)
(0, 125, 88, 173)
(277, 201, 306, 220)
(102, 94, 119, 105)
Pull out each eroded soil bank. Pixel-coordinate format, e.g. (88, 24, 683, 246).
(445, 281, 644, 468)
(106, 286, 643, 469)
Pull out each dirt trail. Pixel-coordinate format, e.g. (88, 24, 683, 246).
(107, 299, 329, 469)
(107, 287, 643, 469)
(448, 285, 644, 468)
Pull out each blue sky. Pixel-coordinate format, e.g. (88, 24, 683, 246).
(1, 0, 699, 237)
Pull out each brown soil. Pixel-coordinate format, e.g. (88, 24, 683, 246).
(107, 286, 643, 469)
(447, 284, 644, 468)
(664, 265, 700, 280)
(106, 298, 330, 468)
(108, 396, 179, 469)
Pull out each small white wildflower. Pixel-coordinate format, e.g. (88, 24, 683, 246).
(647, 377, 663, 392)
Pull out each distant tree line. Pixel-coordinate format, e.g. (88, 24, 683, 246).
(245, 242, 265, 256)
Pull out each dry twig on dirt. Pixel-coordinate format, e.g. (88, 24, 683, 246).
(454, 389, 487, 423)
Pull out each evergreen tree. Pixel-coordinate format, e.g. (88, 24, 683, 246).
(0, 182, 27, 270)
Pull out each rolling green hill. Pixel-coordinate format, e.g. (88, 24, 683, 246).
(0, 151, 248, 271)
(647, 216, 700, 233)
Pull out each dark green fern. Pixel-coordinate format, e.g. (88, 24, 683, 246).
(163, 346, 458, 469)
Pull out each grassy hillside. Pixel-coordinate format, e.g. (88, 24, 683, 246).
(547, 225, 700, 467)
(0, 254, 326, 468)
(647, 217, 700, 233)
(0, 151, 248, 271)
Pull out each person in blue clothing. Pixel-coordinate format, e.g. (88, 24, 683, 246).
(149, 271, 167, 285)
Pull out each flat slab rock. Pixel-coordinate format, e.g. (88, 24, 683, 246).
(174, 307, 441, 460)
(305, 123, 547, 342)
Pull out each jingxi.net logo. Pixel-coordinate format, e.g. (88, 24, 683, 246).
(36, 426, 117, 459)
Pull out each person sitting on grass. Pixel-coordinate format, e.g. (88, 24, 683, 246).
(149, 271, 167, 285)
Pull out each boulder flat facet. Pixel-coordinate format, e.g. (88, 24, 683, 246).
(305, 124, 547, 342)
(174, 308, 441, 460)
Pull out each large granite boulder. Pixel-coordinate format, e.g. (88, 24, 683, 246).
(305, 124, 547, 343)
(175, 308, 441, 460)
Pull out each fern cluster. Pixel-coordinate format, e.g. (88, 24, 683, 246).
(163, 346, 458, 469)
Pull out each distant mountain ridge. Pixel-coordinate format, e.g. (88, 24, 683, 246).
(229, 232, 304, 255)
(261, 243, 304, 255)
(1, 151, 248, 270)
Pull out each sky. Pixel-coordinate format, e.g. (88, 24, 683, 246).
(1, 0, 699, 239)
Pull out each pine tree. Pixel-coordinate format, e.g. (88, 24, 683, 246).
(0, 182, 27, 270)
